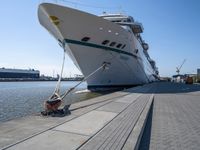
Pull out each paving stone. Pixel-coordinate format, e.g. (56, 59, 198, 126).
(79, 94, 151, 150)
(54, 110, 117, 136)
(139, 82, 200, 150)
(1, 83, 153, 150)
(7, 130, 89, 150)
(96, 102, 129, 113)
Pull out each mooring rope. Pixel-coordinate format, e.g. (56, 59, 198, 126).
(49, 50, 66, 100)
(47, 50, 110, 103)
(60, 62, 110, 100)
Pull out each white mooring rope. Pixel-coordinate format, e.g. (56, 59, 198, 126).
(47, 48, 110, 103)
(60, 62, 110, 100)
(49, 50, 66, 100)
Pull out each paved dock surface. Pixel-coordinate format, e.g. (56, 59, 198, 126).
(139, 82, 200, 150)
(0, 82, 200, 150)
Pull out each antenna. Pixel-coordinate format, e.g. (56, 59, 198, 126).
(118, 6, 122, 14)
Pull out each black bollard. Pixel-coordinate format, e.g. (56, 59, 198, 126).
(63, 104, 71, 115)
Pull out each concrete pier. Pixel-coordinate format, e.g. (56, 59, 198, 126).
(139, 82, 200, 150)
(0, 82, 200, 150)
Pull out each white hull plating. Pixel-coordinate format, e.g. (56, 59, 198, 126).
(38, 3, 158, 89)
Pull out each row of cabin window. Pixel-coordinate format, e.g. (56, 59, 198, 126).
(112, 18, 131, 23)
(102, 40, 126, 49)
(81, 37, 126, 49)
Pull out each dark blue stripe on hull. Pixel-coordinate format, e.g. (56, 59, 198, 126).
(64, 39, 137, 58)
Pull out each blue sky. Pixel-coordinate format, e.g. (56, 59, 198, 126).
(0, 0, 199, 77)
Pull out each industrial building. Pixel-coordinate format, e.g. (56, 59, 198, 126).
(197, 69, 200, 75)
(0, 68, 40, 78)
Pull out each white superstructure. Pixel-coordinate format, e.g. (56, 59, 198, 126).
(38, 3, 159, 89)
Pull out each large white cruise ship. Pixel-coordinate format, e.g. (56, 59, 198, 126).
(38, 3, 159, 90)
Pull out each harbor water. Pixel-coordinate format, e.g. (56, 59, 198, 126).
(0, 81, 103, 123)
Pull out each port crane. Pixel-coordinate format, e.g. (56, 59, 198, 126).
(176, 59, 186, 75)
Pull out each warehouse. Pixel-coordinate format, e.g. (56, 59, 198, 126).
(0, 68, 40, 78)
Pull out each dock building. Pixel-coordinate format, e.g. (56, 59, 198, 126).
(0, 68, 40, 78)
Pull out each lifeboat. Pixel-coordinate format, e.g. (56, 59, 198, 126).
(142, 42, 149, 50)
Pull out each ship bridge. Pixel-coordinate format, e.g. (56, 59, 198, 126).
(100, 13, 144, 34)
(100, 14, 134, 23)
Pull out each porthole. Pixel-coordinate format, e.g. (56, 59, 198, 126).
(81, 37, 90, 42)
(110, 42, 116, 47)
(116, 43, 122, 48)
(121, 44, 126, 49)
(102, 40, 110, 45)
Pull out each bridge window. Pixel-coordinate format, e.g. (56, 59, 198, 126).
(127, 18, 131, 22)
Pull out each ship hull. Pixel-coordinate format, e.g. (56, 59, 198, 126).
(38, 3, 156, 89)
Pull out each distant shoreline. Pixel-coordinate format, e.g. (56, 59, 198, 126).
(0, 78, 83, 82)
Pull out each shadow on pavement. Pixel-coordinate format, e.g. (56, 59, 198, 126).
(138, 100, 154, 150)
(134, 82, 200, 94)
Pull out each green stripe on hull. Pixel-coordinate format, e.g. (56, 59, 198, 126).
(64, 39, 137, 58)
